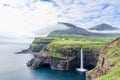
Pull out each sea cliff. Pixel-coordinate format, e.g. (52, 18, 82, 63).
(27, 47, 100, 70)
(27, 34, 108, 70)
(87, 38, 120, 80)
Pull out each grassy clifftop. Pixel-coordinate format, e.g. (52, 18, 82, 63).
(47, 34, 116, 51)
(30, 34, 116, 52)
(30, 34, 117, 59)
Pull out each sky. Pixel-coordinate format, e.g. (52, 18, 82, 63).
(0, 0, 120, 43)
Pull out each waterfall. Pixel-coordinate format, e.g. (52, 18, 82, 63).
(77, 48, 87, 72)
(80, 48, 83, 69)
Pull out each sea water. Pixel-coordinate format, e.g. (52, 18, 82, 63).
(0, 43, 86, 80)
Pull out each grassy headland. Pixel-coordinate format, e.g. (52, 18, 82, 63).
(30, 34, 118, 58)
(47, 34, 116, 51)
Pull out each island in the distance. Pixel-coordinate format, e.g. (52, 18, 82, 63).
(18, 22, 120, 80)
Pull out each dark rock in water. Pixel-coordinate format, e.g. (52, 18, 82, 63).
(15, 49, 31, 54)
(27, 48, 101, 70)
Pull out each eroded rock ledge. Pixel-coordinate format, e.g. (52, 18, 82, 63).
(27, 47, 101, 70)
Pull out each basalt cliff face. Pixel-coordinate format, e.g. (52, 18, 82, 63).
(87, 38, 120, 80)
(27, 47, 100, 70)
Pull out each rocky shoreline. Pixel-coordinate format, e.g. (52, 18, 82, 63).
(15, 49, 32, 54)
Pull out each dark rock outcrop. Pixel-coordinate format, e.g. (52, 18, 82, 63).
(15, 49, 32, 54)
(27, 48, 101, 70)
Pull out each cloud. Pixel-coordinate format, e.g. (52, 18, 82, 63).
(0, 0, 68, 38)
(34, 23, 69, 36)
(0, 32, 34, 44)
(87, 30, 120, 34)
(0, 0, 120, 39)
(49, 0, 120, 28)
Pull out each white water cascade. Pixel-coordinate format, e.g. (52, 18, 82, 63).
(77, 48, 87, 72)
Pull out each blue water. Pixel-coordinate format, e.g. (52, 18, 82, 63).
(0, 44, 86, 80)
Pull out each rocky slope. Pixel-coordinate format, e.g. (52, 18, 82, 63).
(27, 47, 100, 70)
(89, 23, 118, 31)
(87, 38, 120, 80)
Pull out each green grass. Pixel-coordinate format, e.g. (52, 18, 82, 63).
(96, 67, 120, 80)
(47, 34, 117, 51)
(50, 52, 63, 58)
(50, 52, 77, 59)
(47, 40, 104, 51)
(33, 37, 55, 43)
(48, 34, 116, 42)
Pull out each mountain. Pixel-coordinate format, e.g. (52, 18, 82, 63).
(49, 22, 120, 37)
(49, 22, 91, 36)
(89, 23, 118, 31)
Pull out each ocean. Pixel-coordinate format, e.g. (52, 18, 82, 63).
(0, 43, 86, 80)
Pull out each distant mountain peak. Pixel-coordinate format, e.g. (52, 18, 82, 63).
(89, 23, 118, 31)
(49, 22, 90, 36)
